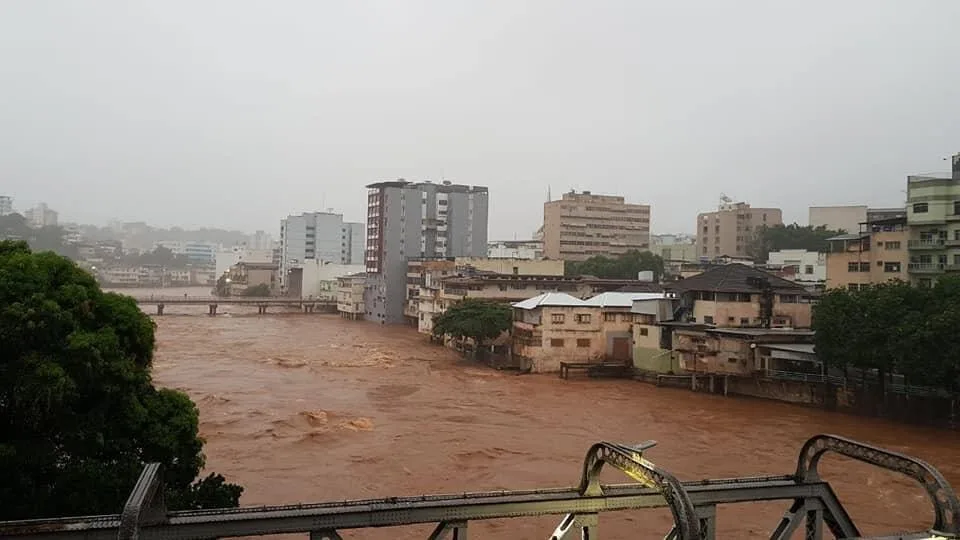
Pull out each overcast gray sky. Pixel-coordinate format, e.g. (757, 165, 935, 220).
(2, 1, 958, 239)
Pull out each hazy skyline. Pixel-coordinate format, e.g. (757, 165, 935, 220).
(2, 1, 959, 239)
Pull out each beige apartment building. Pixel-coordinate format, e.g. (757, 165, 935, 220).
(542, 190, 650, 261)
(696, 200, 782, 260)
(824, 217, 908, 290)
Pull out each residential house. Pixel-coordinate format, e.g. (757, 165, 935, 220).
(766, 249, 826, 291)
(665, 264, 816, 329)
(906, 158, 960, 285)
(511, 291, 668, 373)
(631, 295, 682, 373)
(824, 216, 908, 290)
(670, 327, 816, 377)
(337, 272, 366, 320)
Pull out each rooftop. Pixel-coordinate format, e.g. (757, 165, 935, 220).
(664, 264, 808, 294)
(826, 232, 870, 241)
(582, 291, 668, 308)
(366, 179, 488, 193)
(760, 343, 816, 354)
(512, 292, 587, 310)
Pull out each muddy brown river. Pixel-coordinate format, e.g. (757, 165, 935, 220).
(150, 308, 960, 538)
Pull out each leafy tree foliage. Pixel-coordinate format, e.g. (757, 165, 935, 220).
(0, 213, 76, 259)
(813, 277, 960, 391)
(121, 246, 193, 268)
(432, 299, 512, 346)
(0, 241, 242, 520)
(564, 250, 665, 281)
(747, 223, 844, 263)
(241, 283, 272, 297)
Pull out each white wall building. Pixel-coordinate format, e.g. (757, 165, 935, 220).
(487, 240, 543, 260)
(300, 260, 365, 300)
(767, 249, 826, 287)
(279, 211, 364, 287)
(24, 203, 58, 227)
(0, 196, 12, 216)
(154, 240, 219, 265)
(215, 246, 274, 278)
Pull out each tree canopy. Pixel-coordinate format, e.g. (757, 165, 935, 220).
(747, 223, 844, 263)
(0, 241, 242, 520)
(0, 213, 76, 260)
(432, 299, 512, 346)
(242, 283, 271, 297)
(121, 246, 193, 268)
(813, 277, 960, 391)
(564, 250, 665, 281)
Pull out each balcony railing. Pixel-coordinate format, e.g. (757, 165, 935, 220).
(907, 262, 945, 273)
(946, 264, 960, 273)
(907, 239, 945, 249)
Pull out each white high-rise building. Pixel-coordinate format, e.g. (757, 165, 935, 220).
(24, 203, 58, 227)
(279, 212, 364, 288)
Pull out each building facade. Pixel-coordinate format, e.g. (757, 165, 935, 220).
(808, 205, 867, 234)
(486, 240, 543, 260)
(650, 234, 699, 265)
(542, 190, 650, 261)
(906, 159, 960, 286)
(24, 203, 58, 227)
(279, 212, 364, 289)
(766, 249, 826, 290)
(696, 200, 782, 260)
(824, 217, 908, 290)
(215, 246, 274, 279)
(364, 180, 489, 324)
(155, 240, 219, 265)
(337, 273, 366, 319)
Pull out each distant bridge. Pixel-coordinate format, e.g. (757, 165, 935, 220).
(1, 435, 957, 539)
(133, 296, 337, 315)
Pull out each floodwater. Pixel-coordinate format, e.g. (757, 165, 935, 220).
(143, 291, 960, 539)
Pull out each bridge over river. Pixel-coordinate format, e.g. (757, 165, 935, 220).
(134, 296, 337, 315)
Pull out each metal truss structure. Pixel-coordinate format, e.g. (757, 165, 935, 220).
(1, 434, 957, 539)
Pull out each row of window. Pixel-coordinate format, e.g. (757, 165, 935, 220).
(551, 313, 592, 324)
(847, 261, 901, 273)
(550, 312, 657, 324)
(913, 201, 960, 214)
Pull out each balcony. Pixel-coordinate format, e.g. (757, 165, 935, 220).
(907, 239, 945, 250)
(908, 263, 945, 274)
(946, 264, 960, 273)
(946, 238, 960, 247)
(947, 212, 960, 222)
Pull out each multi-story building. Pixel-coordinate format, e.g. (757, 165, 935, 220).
(486, 240, 543, 260)
(406, 257, 566, 331)
(696, 198, 782, 260)
(337, 272, 366, 319)
(215, 246, 274, 279)
(155, 240, 219, 265)
(279, 212, 364, 289)
(542, 190, 650, 261)
(364, 179, 489, 324)
(664, 263, 815, 329)
(650, 234, 699, 270)
(824, 217, 908, 290)
(906, 156, 960, 286)
(24, 203, 58, 227)
(808, 205, 867, 233)
(0, 196, 12, 216)
(766, 249, 826, 290)
(248, 230, 274, 251)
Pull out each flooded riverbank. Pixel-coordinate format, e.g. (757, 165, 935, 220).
(151, 312, 960, 538)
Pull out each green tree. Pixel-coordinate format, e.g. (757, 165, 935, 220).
(747, 223, 844, 263)
(565, 250, 665, 281)
(0, 241, 242, 520)
(0, 213, 77, 259)
(813, 277, 960, 392)
(241, 283, 271, 297)
(123, 246, 192, 268)
(432, 299, 512, 347)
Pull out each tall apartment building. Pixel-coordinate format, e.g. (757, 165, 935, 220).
(542, 190, 650, 261)
(279, 212, 364, 288)
(696, 199, 782, 260)
(905, 153, 960, 286)
(825, 216, 908, 290)
(24, 203, 58, 227)
(0, 196, 12, 216)
(364, 179, 488, 324)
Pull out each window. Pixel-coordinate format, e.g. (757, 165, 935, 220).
(551, 313, 565, 324)
(860, 262, 870, 272)
(576, 338, 591, 348)
(884, 241, 901, 250)
(550, 338, 564, 347)
(740, 317, 750, 325)
(779, 294, 799, 303)
(638, 327, 649, 336)
(575, 313, 591, 324)
(877, 260, 883, 267)
(621, 313, 631, 322)
(955, 201, 960, 216)
(847, 262, 860, 272)
(913, 203, 929, 213)
(703, 315, 714, 324)
(603, 312, 617, 322)
(884, 262, 901, 273)
(804, 265, 814, 274)
(847, 283, 860, 291)
(727, 316, 735, 323)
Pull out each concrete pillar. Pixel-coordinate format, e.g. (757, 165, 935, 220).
(156, 304, 164, 316)
(208, 304, 218, 316)
(709, 375, 715, 393)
